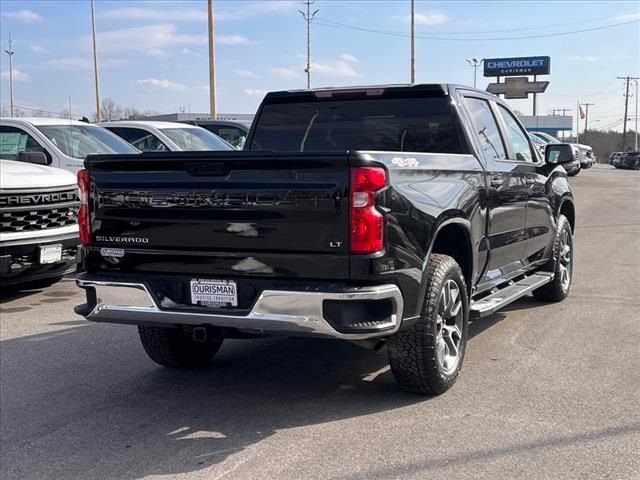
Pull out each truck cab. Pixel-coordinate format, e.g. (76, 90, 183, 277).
(0, 118, 138, 174)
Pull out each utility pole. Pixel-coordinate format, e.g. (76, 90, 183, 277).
(618, 75, 639, 151)
(4, 33, 15, 117)
(410, 0, 415, 83)
(208, 0, 217, 119)
(465, 59, 483, 89)
(91, 0, 101, 122)
(581, 103, 594, 142)
(634, 79, 638, 151)
(299, 0, 318, 90)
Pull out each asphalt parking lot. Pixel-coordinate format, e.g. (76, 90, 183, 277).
(1, 164, 639, 480)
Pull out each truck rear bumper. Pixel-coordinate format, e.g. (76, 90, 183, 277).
(75, 275, 404, 340)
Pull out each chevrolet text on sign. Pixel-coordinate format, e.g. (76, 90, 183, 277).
(483, 56, 551, 77)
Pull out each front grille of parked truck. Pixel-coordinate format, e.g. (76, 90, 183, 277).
(0, 188, 79, 233)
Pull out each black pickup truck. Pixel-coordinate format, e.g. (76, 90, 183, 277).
(75, 84, 576, 395)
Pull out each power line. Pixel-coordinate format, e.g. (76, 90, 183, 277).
(314, 17, 639, 42)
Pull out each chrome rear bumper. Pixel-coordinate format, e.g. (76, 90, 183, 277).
(76, 277, 404, 340)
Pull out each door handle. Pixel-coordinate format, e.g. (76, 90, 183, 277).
(490, 176, 503, 188)
(525, 177, 536, 185)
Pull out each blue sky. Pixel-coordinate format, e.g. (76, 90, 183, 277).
(0, 0, 638, 131)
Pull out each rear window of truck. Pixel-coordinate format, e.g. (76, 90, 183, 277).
(249, 96, 466, 154)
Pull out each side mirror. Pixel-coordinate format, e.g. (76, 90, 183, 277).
(17, 151, 51, 165)
(545, 144, 575, 165)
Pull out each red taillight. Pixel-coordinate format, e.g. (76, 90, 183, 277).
(350, 167, 386, 254)
(77, 169, 92, 245)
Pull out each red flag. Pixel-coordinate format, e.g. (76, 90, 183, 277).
(579, 105, 585, 119)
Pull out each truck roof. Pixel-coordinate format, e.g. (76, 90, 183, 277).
(263, 83, 459, 100)
(99, 120, 203, 130)
(0, 117, 97, 127)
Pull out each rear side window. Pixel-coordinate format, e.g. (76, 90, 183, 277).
(250, 96, 466, 154)
(463, 97, 506, 161)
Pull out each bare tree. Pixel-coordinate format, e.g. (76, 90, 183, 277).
(100, 97, 122, 121)
(122, 106, 142, 120)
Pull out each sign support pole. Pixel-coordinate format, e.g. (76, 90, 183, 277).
(533, 75, 537, 116)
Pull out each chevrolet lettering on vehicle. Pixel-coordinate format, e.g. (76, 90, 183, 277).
(0, 190, 77, 207)
(97, 190, 331, 209)
(95, 236, 149, 244)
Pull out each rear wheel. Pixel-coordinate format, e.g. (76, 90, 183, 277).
(138, 326, 224, 368)
(388, 254, 469, 395)
(533, 214, 573, 302)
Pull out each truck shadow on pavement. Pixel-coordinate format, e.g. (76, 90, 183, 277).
(1, 311, 506, 480)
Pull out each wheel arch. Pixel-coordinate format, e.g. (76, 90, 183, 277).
(558, 197, 575, 232)
(427, 217, 475, 296)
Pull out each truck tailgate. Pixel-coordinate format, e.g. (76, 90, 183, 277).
(86, 152, 350, 279)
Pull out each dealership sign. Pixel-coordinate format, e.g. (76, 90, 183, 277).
(483, 56, 551, 77)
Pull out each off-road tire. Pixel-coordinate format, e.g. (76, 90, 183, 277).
(533, 214, 573, 302)
(388, 254, 469, 395)
(138, 326, 224, 368)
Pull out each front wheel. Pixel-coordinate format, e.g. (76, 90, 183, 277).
(387, 254, 469, 395)
(138, 326, 224, 368)
(533, 214, 574, 302)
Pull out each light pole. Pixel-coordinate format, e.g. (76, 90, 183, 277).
(465, 58, 483, 89)
(91, 0, 101, 122)
(4, 33, 15, 117)
(299, 0, 319, 90)
(208, 0, 217, 119)
(410, 0, 415, 84)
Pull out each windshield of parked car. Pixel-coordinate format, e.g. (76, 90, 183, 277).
(36, 125, 139, 159)
(160, 127, 232, 151)
(534, 132, 561, 144)
(249, 96, 467, 153)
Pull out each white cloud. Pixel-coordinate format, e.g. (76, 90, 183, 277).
(30, 44, 46, 53)
(101, 8, 206, 22)
(81, 24, 207, 55)
(312, 59, 360, 78)
(181, 48, 192, 54)
(47, 57, 128, 70)
(393, 12, 448, 26)
(271, 66, 301, 79)
(218, 35, 255, 45)
(137, 78, 189, 91)
(614, 11, 640, 21)
(47, 57, 92, 70)
(234, 69, 258, 78)
(1, 9, 43, 23)
(569, 55, 600, 62)
(0, 68, 30, 82)
(340, 53, 359, 64)
(244, 88, 268, 97)
(218, 1, 296, 21)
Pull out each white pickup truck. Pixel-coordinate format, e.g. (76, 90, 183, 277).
(0, 159, 79, 287)
(0, 118, 138, 174)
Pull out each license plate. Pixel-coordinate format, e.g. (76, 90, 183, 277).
(190, 279, 237, 307)
(40, 244, 62, 264)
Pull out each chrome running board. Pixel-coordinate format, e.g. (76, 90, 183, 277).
(470, 272, 554, 319)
